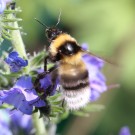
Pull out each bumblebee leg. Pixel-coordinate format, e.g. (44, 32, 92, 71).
(34, 66, 57, 93)
(62, 99, 65, 108)
(44, 56, 49, 72)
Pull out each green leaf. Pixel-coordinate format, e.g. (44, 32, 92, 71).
(60, 110, 69, 120)
(72, 111, 90, 117)
(71, 104, 105, 117)
(30, 51, 45, 66)
(0, 103, 13, 109)
(83, 104, 105, 112)
(4, 9, 22, 14)
(2, 33, 12, 40)
(48, 93, 62, 101)
(0, 37, 4, 44)
(2, 18, 22, 22)
(3, 25, 22, 30)
(2, 29, 11, 37)
(51, 106, 64, 113)
(50, 100, 62, 105)
(0, 74, 8, 86)
(1, 72, 21, 78)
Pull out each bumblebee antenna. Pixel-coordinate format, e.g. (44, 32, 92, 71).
(55, 9, 61, 27)
(34, 18, 49, 28)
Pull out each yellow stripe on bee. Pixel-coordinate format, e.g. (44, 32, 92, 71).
(59, 59, 86, 75)
(49, 33, 77, 56)
(61, 52, 82, 65)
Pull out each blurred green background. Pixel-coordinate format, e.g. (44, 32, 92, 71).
(2, 0, 135, 134)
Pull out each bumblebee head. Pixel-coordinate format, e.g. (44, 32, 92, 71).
(46, 27, 62, 41)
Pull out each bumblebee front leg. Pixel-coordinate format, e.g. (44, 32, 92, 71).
(34, 56, 49, 84)
(34, 57, 57, 92)
(44, 55, 49, 72)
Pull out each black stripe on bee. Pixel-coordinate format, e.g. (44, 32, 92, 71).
(60, 70, 89, 91)
(61, 70, 88, 82)
(63, 81, 89, 91)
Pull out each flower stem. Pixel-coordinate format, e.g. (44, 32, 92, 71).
(10, 21, 27, 59)
(32, 112, 47, 135)
(48, 123, 57, 135)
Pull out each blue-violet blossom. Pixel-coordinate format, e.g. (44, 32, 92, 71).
(119, 126, 131, 135)
(4, 51, 28, 72)
(0, 109, 12, 135)
(0, 76, 46, 114)
(0, 0, 12, 14)
(0, 109, 33, 135)
(82, 43, 107, 101)
(38, 69, 58, 96)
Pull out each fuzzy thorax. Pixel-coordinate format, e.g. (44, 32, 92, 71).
(49, 33, 76, 56)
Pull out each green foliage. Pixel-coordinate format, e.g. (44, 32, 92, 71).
(0, 7, 22, 45)
(72, 104, 105, 117)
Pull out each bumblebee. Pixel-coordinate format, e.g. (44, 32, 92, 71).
(47, 28, 91, 109)
(34, 18, 109, 110)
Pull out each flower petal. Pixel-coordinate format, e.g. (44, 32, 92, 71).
(0, 76, 46, 114)
(0, 0, 6, 14)
(119, 126, 131, 135)
(0, 109, 12, 135)
(8, 51, 19, 58)
(0, 88, 33, 114)
(81, 44, 107, 101)
(4, 51, 28, 72)
(40, 74, 52, 89)
(39, 73, 59, 96)
(15, 76, 33, 90)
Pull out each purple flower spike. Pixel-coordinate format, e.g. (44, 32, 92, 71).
(82, 44, 107, 101)
(119, 126, 131, 135)
(4, 51, 28, 72)
(0, 76, 46, 115)
(0, 0, 12, 14)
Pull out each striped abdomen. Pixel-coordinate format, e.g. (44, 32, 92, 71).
(59, 62, 90, 110)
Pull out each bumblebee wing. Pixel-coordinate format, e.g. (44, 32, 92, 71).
(81, 48, 119, 67)
(49, 66, 59, 83)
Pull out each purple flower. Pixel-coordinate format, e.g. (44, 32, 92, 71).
(39, 74, 58, 96)
(36, 69, 59, 96)
(0, 76, 45, 115)
(0, 109, 12, 135)
(10, 110, 33, 135)
(0, 0, 12, 14)
(4, 51, 28, 72)
(82, 43, 107, 101)
(119, 126, 131, 135)
(0, 109, 33, 135)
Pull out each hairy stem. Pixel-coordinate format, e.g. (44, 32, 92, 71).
(32, 112, 47, 135)
(10, 21, 27, 59)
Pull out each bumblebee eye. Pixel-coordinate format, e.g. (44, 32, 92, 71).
(59, 42, 80, 55)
